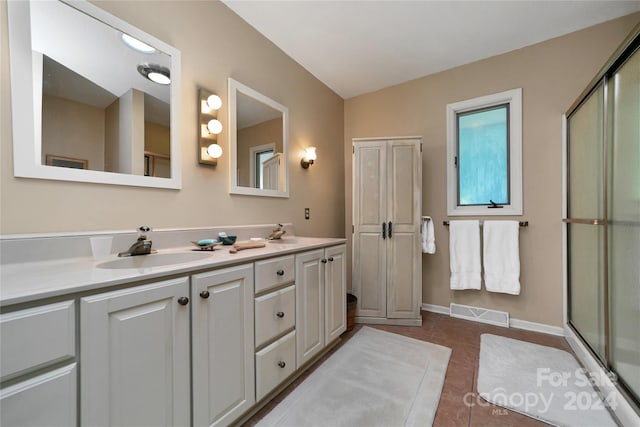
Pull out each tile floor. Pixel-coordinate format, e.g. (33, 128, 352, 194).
(244, 311, 574, 426)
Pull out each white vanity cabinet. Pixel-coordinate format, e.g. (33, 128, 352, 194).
(0, 301, 77, 427)
(296, 245, 346, 367)
(192, 264, 255, 427)
(0, 234, 347, 427)
(80, 277, 191, 427)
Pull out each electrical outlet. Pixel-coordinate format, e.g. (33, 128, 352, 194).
(305, 208, 310, 220)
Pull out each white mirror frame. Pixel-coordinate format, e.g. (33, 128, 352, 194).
(7, 0, 182, 189)
(228, 78, 289, 198)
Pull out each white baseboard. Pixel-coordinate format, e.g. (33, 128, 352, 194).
(565, 326, 640, 426)
(421, 303, 449, 315)
(510, 318, 564, 336)
(355, 316, 422, 327)
(421, 303, 564, 336)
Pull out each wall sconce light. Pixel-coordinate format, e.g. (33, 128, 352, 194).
(199, 88, 222, 166)
(301, 146, 317, 169)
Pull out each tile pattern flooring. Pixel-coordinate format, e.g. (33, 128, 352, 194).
(244, 311, 573, 426)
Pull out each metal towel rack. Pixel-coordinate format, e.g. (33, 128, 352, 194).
(442, 220, 529, 227)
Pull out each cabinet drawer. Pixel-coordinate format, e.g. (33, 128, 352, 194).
(255, 255, 294, 294)
(255, 285, 295, 348)
(0, 301, 75, 381)
(255, 330, 296, 401)
(1, 364, 77, 427)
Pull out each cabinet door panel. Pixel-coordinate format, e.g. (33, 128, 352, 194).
(387, 139, 422, 319)
(81, 278, 190, 427)
(192, 265, 255, 427)
(325, 245, 346, 344)
(387, 232, 421, 318)
(353, 141, 387, 318)
(296, 249, 324, 367)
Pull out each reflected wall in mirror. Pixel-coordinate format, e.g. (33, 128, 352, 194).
(7, 0, 181, 188)
(229, 78, 289, 197)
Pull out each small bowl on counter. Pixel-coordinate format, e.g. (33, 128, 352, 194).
(219, 235, 237, 246)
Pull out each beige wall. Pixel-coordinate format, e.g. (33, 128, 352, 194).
(344, 13, 640, 326)
(144, 122, 170, 157)
(0, 0, 345, 237)
(42, 95, 106, 171)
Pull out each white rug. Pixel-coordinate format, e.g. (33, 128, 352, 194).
(477, 334, 617, 426)
(257, 326, 451, 427)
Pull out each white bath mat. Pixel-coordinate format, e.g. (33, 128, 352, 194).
(477, 334, 617, 426)
(257, 326, 451, 427)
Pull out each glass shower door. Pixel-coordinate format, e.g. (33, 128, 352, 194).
(608, 47, 640, 401)
(567, 83, 607, 361)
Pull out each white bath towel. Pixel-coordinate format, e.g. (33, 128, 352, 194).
(483, 221, 520, 295)
(449, 220, 481, 290)
(421, 217, 436, 254)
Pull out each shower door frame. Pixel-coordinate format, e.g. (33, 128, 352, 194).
(564, 26, 640, 415)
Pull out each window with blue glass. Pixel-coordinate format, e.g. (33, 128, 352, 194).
(457, 104, 509, 206)
(446, 88, 522, 216)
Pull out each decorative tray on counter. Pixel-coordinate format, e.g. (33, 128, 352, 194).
(190, 240, 222, 251)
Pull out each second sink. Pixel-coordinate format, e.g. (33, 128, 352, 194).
(97, 252, 213, 269)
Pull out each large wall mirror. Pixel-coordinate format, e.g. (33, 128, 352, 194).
(7, 0, 181, 189)
(229, 78, 289, 197)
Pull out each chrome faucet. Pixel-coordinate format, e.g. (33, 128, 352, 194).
(118, 226, 155, 257)
(266, 223, 286, 240)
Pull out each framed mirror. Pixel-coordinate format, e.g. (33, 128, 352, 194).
(229, 78, 289, 197)
(7, 0, 181, 189)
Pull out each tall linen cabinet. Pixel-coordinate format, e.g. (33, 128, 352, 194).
(352, 137, 423, 326)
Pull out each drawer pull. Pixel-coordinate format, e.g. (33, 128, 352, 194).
(276, 311, 285, 318)
(276, 269, 285, 276)
(177, 297, 189, 306)
(199, 290, 210, 299)
(277, 361, 286, 368)
(328, 257, 334, 262)
(321, 258, 327, 264)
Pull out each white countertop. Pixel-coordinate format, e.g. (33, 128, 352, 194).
(0, 236, 346, 307)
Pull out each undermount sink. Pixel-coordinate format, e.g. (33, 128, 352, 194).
(97, 252, 213, 269)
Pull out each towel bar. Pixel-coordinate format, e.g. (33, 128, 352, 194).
(442, 220, 528, 227)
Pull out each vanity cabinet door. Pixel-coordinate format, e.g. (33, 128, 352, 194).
(80, 277, 190, 427)
(324, 245, 346, 345)
(192, 264, 255, 427)
(296, 249, 325, 367)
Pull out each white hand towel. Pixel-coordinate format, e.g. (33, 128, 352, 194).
(421, 217, 436, 254)
(483, 221, 521, 295)
(449, 220, 481, 290)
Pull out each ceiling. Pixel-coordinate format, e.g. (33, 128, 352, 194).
(222, 0, 640, 99)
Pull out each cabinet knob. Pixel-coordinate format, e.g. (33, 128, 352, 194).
(321, 258, 327, 264)
(277, 361, 286, 368)
(328, 257, 334, 262)
(276, 311, 285, 318)
(177, 297, 189, 306)
(199, 290, 210, 299)
(276, 269, 285, 276)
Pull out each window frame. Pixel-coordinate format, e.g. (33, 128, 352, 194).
(446, 88, 523, 216)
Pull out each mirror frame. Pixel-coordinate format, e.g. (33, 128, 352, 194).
(7, 0, 182, 189)
(228, 78, 289, 198)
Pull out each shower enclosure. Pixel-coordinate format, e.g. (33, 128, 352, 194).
(565, 26, 639, 412)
